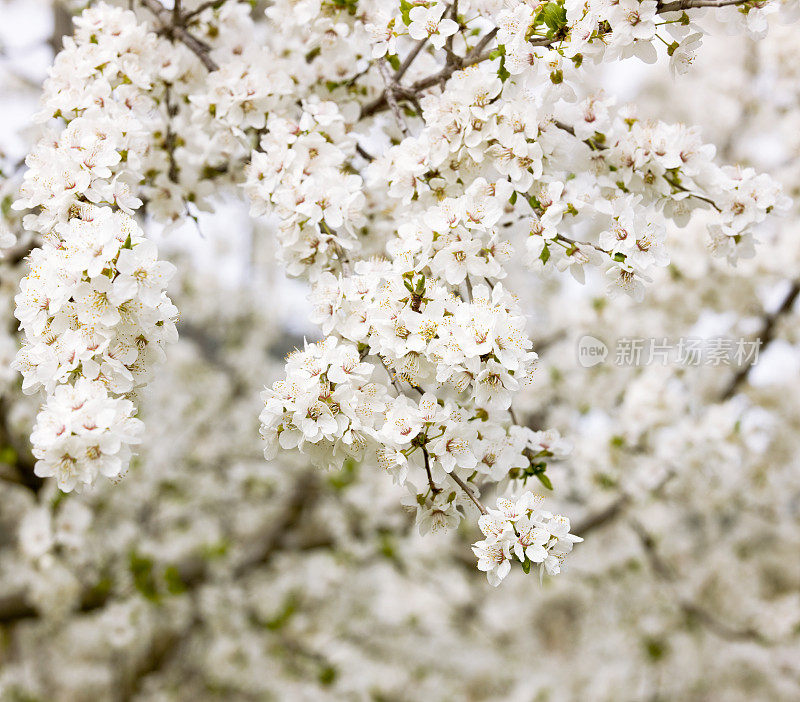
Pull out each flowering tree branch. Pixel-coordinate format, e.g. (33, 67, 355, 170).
(5, 0, 790, 600)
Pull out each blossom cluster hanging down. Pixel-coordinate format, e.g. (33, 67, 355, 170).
(473, 492, 582, 585)
(12, 6, 177, 491)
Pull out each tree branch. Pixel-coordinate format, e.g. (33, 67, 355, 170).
(658, 0, 749, 12)
(139, 0, 219, 72)
(720, 280, 800, 400)
(360, 0, 749, 123)
(630, 519, 771, 644)
(449, 472, 488, 515)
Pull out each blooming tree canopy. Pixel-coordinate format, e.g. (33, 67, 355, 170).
(1, 0, 800, 698)
(10, 0, 792, 581)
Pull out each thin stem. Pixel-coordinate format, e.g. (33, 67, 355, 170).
(378, 58, 409, 135)
(394, 37, 428, 83)
(355, 142, 375, 162)
(554, 119, 723, 213)
(183, 0, 228, 22)
(377, 355, 404, 396)
(422, 446, 441, 495)
(658, 0, 748, 12)
(469, 26, 498, 58)
(443, 0, 460, 67)
(450, 472, 488, 515)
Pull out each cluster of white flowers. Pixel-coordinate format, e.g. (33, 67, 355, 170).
(261, 325, 571, 543)
(14, 4, 158, 230)
(12, 4, 177, 491)
(14, 205, 176, 491)
(248, 0, 789, 578)
(4, 1, 800, 697)
(372, 63, 789, 300)
(244, 99, 366, 277)
(472, 491, 582, 585)
(28, 378, 144, 492)
(259, 337, 389, 471)
(8, 0, 791, 581)
(263, 249, 571, 540)
(191, 55, 293, 134)
(364, 0, 791, 78)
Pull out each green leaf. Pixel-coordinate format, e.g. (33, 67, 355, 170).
(497, 55, 510, 83)
(399, 0, 414, 25)
(527, 194, 543, 212)
(540, 2, 567, 33)
(202, 538, 230, 559)
(334, 0, 358, 15)
(264, 594, 298, 630)
(488, 44, 506, 61)
(129, 551, 159, 602)
(536, 472, 554, 490)
(379, 532, 396, 560)
(318, 665, 338, 686)
(163, 565, 187, 595)
(328, 458, 358, 491)
(539, 244, 551, 265)
(644, 637, 669, 661)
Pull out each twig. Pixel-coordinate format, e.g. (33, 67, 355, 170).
(163, 83, 180, 183)
(362, 0, 750, 121)
(573, 494, 630, 535)
(658, 0, 748, 12)
(0, 472, 319, 624)
(183, 0, 228, 23)
(469, 27, 498, 58)
(139, 0, 219, 72)
(359, 27, 500, 120)
(554, 120, 723, 213)
(378, 58, 409, 135)
(450, 471, 488, 515)
(443, 0, 460, 67)
(720, 280, 800, 400)
(422, 446, 441, 495)
(355, 142, 375, 162)
(394, 37, 428, 83)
